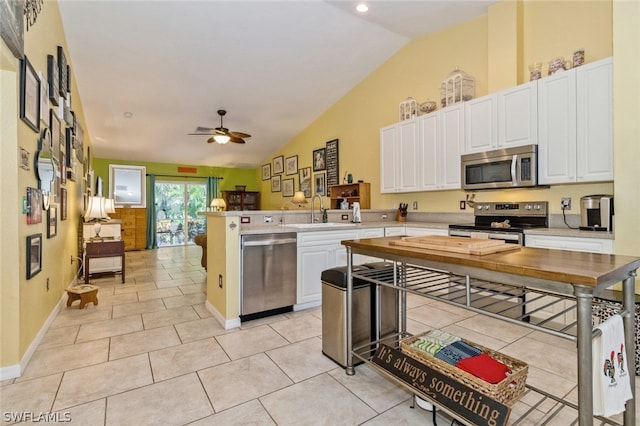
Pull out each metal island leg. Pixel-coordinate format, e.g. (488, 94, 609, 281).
(623, 272, 636, 426)
(346, 246, 355, 376)
(574, 285, 594, 425)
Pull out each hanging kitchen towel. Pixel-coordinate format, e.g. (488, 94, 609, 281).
(592, 314, 633, 417)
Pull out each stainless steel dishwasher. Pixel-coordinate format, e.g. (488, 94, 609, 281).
(240, 233, 297, 320)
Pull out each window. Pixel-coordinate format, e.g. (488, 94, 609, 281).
(108, 165, 146, 207)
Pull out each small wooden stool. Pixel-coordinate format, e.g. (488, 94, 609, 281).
(66, 285, 99, 309)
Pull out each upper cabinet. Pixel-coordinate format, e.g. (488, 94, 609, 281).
(464, 81, 538, 154)
(538, 57, 613, 185)
(380, 118, 420, 193)
(381, 104, 463, 193)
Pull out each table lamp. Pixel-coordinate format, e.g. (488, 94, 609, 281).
(210, 198, 226, 212)
(85, 196, 108, 238)
(104, 198, 116, 219)
(282, 191, 308, 209)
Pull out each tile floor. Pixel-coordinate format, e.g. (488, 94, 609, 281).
(0, 245, 637, 425)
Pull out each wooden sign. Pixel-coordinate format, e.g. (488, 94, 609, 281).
(372, 344, 510, 426)
(325, 139, 339, 187)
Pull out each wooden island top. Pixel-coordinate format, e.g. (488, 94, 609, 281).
(342, 236, 640, 289)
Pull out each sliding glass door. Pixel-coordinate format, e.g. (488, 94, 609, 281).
(155, 181, 207, 247)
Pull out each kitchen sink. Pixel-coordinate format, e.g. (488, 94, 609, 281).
(283, 223, 354, 229)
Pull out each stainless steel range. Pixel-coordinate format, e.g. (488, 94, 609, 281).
(449, 201, 548, 245)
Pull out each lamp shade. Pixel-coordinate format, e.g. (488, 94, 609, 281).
(85, 196, 107, 221)
(292, 191, 307, 204)
(210, 198, 226, 211)
(104, 198, 116, 214)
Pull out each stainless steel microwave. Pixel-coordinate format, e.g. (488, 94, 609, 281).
(461, 145, 538, 190)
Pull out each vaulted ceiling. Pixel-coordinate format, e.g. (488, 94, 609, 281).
(58, 0, 499, 168)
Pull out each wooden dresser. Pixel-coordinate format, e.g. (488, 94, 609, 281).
(109, 207, 147, 250)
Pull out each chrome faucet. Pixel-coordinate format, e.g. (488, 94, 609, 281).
(310, 194, 324, 223)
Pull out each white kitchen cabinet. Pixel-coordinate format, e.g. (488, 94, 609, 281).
(525, 233, 614, 325)
(354, 228, 385, 264)
(380, 124, 398, 193)
(525, 234, 614, 254)
(82, 221, 122, 273)
(296, 230, 358, 306)
(418, 104, 464, 191)
(538, 57, 613, 185)
(379, 118, 419, 193)
(384, 226, 406, 237)
(405, 227, 449, 236)
(464, 94, 497, 153)
(498, 81, 538, 149)
(576, 57, 613, 182)
(463, 81, 537, 154)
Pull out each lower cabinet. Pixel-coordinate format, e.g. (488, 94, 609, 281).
(524, 234, 614, 325)
(296, 228, 384, 306)
(525, 234, 614, 254)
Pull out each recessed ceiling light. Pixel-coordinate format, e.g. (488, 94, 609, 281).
(356, 3, 368, 13)
(123, 111, 133, 118)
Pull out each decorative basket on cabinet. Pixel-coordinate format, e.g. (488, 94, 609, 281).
(440, 68, 475, 107)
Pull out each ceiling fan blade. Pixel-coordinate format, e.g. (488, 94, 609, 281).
(229, 136, 246, 144)
(195, 126, 216, 133)
(206, 137, 216, 144)
(229, 131, 251, 139)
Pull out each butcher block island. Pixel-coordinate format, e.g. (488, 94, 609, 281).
(342, 236, 640, 426)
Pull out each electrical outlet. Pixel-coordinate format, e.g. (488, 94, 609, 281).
(459, 201, 466, 210)
(561, 197, 572, 210)
(46, 278, 50, 291)
(381, 214, 387, 220)
(412, 201, 418, 210)
(218, 274, 223, 289)
(70, 255, 74, 264)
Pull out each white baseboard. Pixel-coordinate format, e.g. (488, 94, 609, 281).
(0, 284, 70, 381)
(205, 300, 240, 330)
(294, 300, 321, 311)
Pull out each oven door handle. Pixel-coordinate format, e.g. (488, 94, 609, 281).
(511, 155, 518, 185)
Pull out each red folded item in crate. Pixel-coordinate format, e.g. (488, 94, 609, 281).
(455, 353, 511, 384)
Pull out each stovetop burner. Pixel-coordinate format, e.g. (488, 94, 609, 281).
(449, 201, 549, 232)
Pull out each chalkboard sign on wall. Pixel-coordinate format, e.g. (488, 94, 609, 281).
(325, 139, 339, 187)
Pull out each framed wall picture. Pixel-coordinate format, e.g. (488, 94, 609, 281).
(313, 148, 326, 172)
(325, 138, 339, 186)
(271, 174, 281, 192)
(285, 155, 298, 175)
(60, 187, 67, 220)
(26, 187, 42, 224)
(273, 155, 284, 174)
(26, 234, 42, 279)
(0, 0, 24, 59)
(282, 178, 294, 197)
(38, 71, 49, 126)
(19, 56, 40, 132)
(46, 54, 59, 106)
(299, 167, 311, 197)
(19, 147, 30, 170)
(47, 205, 57, 238)
(57, 45, 67, 96)
(261, 163, 271, 181)
(314, 172, 326, 196)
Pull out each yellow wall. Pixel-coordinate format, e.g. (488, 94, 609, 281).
(258, 0, 616, 220)
(1, 0, 88, 371)
(612, 0, 640, 259)
(206, 214, 240, 320)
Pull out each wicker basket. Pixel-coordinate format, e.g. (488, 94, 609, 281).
(400, 333, 528, 406)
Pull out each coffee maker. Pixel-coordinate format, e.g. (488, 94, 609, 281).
(580, 195, 614, 232)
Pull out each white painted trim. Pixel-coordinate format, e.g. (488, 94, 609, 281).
(294, 300, 321, 311)
(0, 286, 69, 380)
(205, 300, 240, 330)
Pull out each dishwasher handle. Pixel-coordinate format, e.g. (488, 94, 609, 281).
(242, 237, 297, 247)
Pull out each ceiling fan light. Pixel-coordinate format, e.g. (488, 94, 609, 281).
(213, 134, 231, 144)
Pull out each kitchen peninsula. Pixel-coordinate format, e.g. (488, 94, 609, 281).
(342, 236, 640, 425)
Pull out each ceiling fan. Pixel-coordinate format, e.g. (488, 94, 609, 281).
(189, 109, 251, 144)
